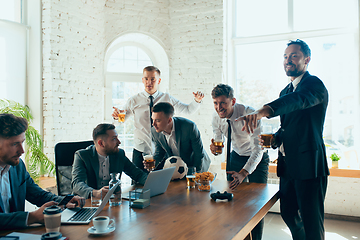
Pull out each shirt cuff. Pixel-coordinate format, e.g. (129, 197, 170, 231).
(25, 212, 29, 226)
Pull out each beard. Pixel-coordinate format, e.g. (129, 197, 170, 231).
(104, 146, 119, 155)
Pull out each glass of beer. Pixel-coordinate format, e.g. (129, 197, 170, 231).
(117, 112, 126, 123)
(214, 135, 224, 155)
(143, 155, 155, 172)
(186, 167, 196, 189)
(260, 125, 273, 148)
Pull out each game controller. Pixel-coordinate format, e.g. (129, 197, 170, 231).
(210, 191, 233, 201)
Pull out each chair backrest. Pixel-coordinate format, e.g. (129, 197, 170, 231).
(54, 140, 94, 196)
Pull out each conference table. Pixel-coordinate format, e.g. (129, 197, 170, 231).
(1, 180, 279, 240)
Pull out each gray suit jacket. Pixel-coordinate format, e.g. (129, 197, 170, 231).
(71, 145, 148, 198)
(151, 117, 211, 172)
(0, 160, 62, 230)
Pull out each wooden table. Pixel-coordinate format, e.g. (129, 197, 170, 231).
(1, 180, 279, 240)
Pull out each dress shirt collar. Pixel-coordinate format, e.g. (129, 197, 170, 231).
(291, 72, 305, 91)
(143, 90, 160, 99)
(0, 165, 10, 176)
(162, 119, 175, 138)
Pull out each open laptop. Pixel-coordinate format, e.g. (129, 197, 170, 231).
(61, 181, 120, 224)
(123, 167, 176, 200)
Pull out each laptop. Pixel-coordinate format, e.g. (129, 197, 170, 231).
(123, 167, 176, 199)
(61, 181, 120, 224)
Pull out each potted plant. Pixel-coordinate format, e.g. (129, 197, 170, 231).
(0, 99, 54, 181)
(330, 153, 341, 169)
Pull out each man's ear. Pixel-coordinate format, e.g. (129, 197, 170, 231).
(305, 56, 311, 65)
(231, 98, 236, 106)
(97, 139, 104, 148)
(168, 116, 173, 125)
(158, 78, 162, 84)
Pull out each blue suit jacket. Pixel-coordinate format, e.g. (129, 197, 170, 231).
(0, 160, 62, 230)
(151, 117, 211, 172)
(267, 71, 330, 180)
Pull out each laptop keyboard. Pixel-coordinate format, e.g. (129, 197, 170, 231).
(69, 208, 97, 222)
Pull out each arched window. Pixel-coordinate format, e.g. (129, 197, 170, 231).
(104, 33, 169, 160)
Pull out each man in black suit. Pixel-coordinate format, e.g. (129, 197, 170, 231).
(146, 102, 211, 172)
(238, 39, 329, 240)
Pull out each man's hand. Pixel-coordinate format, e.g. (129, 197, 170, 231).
(236, 106, 273, 134)
(227, 169, 249, 190)
(193, 91, 204, 103)
(27, 201, 57, 225)
(92, 186, 109, 199)
(66, 196, 86, 209)
(112, 107, 125, 120)
(210, 139, 223, 155)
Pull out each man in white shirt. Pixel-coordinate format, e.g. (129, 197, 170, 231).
(0, 114, 84, 230)
(144, 102, 210, 172)
(210, 84, 269, 240)
(112, 66, 204, 172)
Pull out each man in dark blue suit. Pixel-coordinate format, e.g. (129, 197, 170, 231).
(238, 40, 329, 240)
(0, 114, 84, 230)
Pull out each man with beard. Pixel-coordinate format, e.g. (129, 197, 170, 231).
(72, 123, 148, 198)
(0, 114, 84, 230)
(210, 84, 269, 240)
(112, 66, 204, 173)
(238, 39, 329, 240)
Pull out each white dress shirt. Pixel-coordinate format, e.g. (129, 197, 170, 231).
(0, 165, 11, 213)
(162, 120, 180, 157)
(123, 91, 201, 154)
(97, 153, 110, 188)
(212, 103, 264, 174)
(279, 72, 305, 156)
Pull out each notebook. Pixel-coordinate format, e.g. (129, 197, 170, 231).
(123, 166, 176, 199)
(61, 181, 120, 224)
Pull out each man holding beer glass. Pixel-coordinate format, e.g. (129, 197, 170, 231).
(210, 84, 269, 240)
(238, 40, 329, 240)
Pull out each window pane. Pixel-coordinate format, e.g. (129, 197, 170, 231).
(0, 0, 21, 23)
(294, 0, 358, 31)
(236, 0, 288, 37)
(107, 46, 152, 73)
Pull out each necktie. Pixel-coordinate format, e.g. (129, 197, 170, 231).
(149, 95, 154, 126)
(226, 119, 231, 170)
(287, 82, 294, 93)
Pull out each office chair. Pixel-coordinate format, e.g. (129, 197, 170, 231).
(54, 140, 94, 196)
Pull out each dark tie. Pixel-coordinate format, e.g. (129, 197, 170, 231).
(287, 82, 294, 93)
(226, 119, 231, 170)
(149, 95, 154, 126)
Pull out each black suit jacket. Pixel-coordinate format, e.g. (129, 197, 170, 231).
(267, 71, 329, 180)
(151, 117, 211, 172)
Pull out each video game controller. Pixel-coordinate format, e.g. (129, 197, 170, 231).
(210, 191, 233, 201)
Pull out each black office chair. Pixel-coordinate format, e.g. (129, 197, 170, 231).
(54, 140, 94, 196)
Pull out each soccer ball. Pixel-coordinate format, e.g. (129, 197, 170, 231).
(163, 156, 188, 180)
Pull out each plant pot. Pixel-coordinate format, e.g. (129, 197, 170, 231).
(332, 161, 338, 169)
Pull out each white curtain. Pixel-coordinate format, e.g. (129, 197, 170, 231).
(0, 20, 27, 105)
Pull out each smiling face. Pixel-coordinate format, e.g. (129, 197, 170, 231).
(283, 44, 310, 80)
(0, 133, 25, 167)
(152, 111, 172, 134)
(142, 70, 161, 95)
(213, 95, 236, 119)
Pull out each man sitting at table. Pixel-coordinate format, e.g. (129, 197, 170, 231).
(72, 123, 148, 199)
(0, 114, 85, 231)
(144, 102, 210, 172)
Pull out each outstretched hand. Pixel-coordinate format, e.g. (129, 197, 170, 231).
(112, 107, 125, 120)
(193, 91, 204, 103)
(227, 169, 249, 190)
(235, 106, 273, 133)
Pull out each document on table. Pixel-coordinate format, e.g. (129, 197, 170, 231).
(6, 232, 67, 240)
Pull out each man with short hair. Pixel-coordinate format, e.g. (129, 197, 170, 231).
(112, 66, 204, 172)
(239, 39, 329, 240)
(210, 84, 269, 240)
(72, 123, 148, 199)
(145, 102, 210, 172)
(0, 113, 84, 230)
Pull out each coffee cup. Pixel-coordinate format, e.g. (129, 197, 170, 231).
(43, 205, 62, 233)
(92, 216, 115, 232)
(41, 232, 62, 240)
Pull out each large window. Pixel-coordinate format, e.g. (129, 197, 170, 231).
(0, 0, 27, 105)
(228, 0, 360, 169)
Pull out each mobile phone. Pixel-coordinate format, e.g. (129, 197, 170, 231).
(58, 194, 74, 206)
